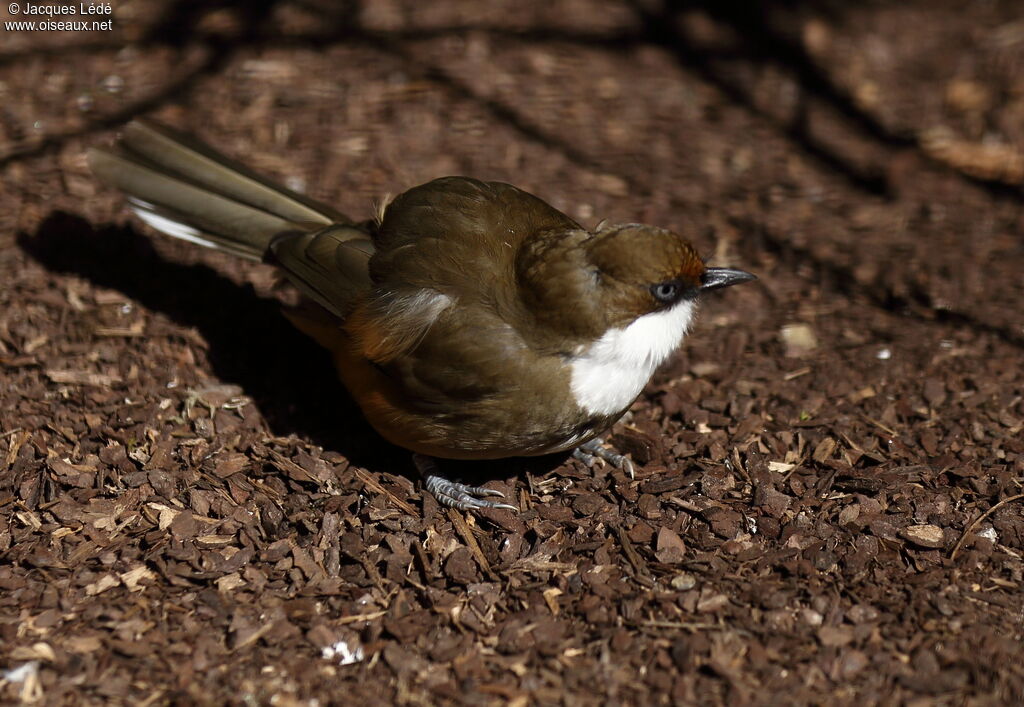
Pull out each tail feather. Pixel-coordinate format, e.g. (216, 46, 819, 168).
(87, 119, 348, 260)
(89, 119, 376, 317)
(115, 120, 348, 225)
(128, 199, 222, 249)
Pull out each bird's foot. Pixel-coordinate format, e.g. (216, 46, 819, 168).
(413, 454, 518, 512)
(573, 438, 635, 479)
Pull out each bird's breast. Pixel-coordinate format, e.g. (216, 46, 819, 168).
(568, 300, 696, 417)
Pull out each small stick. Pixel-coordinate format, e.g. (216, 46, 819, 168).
(447, 508, 496, 580)
(353, 468, 417, 516)
(950, 493, 1024, 560)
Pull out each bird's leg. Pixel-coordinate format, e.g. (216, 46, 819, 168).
(573, 438, 635, 479)
(413, 454, 518, 512)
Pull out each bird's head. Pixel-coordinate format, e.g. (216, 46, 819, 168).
(516, 223, 755, 347)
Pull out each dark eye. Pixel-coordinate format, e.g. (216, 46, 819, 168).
(650, 281, 679, 303)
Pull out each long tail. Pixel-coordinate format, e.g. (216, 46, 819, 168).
(87, 120, 350, 261)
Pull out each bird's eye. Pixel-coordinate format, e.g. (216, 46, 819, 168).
(650, 281, 679, 303)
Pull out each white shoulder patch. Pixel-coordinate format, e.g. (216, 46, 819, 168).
(358, 288, 455, 362)
(387, 289, 454, 327)
(570, 300, 696, 416)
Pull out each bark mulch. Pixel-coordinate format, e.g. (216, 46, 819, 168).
(2, 1, 1022, 703)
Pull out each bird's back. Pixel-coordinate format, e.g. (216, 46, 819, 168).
(369, 177, 581, 312)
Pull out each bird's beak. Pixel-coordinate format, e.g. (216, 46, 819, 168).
(700, 267, 757, 292)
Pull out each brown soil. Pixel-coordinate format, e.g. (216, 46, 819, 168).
(2, 1, 1023, 704)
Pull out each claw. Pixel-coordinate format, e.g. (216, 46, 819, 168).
(424, 476, 519, 511)
(573, 438, 635, 479)
(574, 450, 597, 467)
(413, 454, 518, 512)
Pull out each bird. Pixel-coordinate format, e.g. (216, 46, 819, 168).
(88, 119, 755, 512)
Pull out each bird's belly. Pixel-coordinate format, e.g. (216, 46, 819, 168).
(331, 339, 621, 460)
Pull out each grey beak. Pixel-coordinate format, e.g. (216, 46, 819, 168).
(700, 267, 757, 292)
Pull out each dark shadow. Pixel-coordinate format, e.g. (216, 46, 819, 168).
(734, 211, 1024, 349)
(141, 0, 284, 46)
(0, 47, 231, 169)
(4, 0, 1019, 201)
(633, 0, 1024, 201)
(20, 212, 389, 467)
(377, 40, 629, 188)
(628, 0, 893, 197)
(0, 0, 284, 168)
(0, 40, 125, 66)
(18, 212, 561, 486)
(670, 0, 915, 147)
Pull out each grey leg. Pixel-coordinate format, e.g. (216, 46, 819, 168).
(573, 438, 635, 479)
(413, 454, 518, 512)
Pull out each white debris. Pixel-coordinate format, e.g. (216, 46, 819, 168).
(978, 526, 998, 542)
(2, 661, 39, 683)
(876, 347, 891, 360)
(780, 324, 818, 357)
(322, 640, 364, 665)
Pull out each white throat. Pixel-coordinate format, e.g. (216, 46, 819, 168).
(569, 301, 696, 416)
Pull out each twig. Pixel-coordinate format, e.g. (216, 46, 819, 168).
(352, 468, 417, 516)
(336, 610, 387, 625)
(447, 508, 496, 580)
(614, 525, 650, 581)
(950, 493, 1024, 560)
